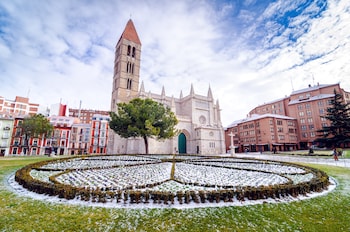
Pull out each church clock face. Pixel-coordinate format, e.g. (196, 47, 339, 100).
(199, 115, 206, 125)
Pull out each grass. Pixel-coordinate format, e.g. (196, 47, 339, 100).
(1, 156, 350, 231)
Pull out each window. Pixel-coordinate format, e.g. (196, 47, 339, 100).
(305, 103, 311, 109)
(306, 110, 312, 116)
(127, 45, 131, 56)
(277, 120, 282, 125)
(132, 47, 136, 57)
(319, 109, 324, 114)
(307, 118, 313, 123)
(309, 125, 314, 130)
(297, 105, 303, 110)
(300, 118, 305, 124)
(127, 79, 132, 90)
(317, 101, 324, 107)
(301, 125, 307, 131)
(277, 127, 283, 132)
(310, 132, 315, 137)
(299, 111, 304, 117)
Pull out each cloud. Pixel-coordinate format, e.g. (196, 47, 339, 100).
(0, 0, 349, 127)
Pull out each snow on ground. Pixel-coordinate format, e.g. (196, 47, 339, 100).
(232, 153, 350, 168)
(6, 172, 337, 209)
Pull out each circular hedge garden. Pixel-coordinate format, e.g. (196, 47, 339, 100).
(15, 155, 330, 206)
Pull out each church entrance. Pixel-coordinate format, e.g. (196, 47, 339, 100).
(178, 133, 187, 154)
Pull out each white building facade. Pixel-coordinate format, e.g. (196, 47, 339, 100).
(108, 20, 225, 155)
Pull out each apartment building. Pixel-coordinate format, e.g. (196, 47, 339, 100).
(225, 114, 298, 153)
(68, 109, 110, 124)
(0, 114, 13, 156)
(68, 123, 91, 155)
(9, 116, 48, 155)
(287, 83, 349, 148)
(48, 116, 79, 155)
(227, 83, 350, 151)
(90, 114, 110, 154)
(0, 96, 39, 116)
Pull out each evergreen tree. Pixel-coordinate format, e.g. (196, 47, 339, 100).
(316, 89, 350, 148)
(109, 98, 178, 154)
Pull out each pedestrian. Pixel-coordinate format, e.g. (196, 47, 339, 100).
(333, 148, 339, 161)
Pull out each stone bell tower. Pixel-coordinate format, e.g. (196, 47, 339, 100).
(110, 19, 141, 112)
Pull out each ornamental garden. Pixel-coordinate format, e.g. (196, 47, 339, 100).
(14, 155, 330, 206)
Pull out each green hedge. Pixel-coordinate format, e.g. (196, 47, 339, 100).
(14, 156, 330, 205)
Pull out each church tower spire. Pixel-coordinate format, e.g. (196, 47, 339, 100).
(110, 19, 141, 112)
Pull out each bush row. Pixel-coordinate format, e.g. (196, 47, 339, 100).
(15, 159, 330, 205)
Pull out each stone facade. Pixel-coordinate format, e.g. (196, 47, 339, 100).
(108, 20, 225, 155)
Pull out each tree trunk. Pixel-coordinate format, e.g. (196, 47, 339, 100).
(143, 136, 149, 154)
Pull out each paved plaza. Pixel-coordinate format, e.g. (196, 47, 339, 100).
(231, 152, 350, 168)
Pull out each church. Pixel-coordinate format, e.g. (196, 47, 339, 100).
(107, 20, 225, 155)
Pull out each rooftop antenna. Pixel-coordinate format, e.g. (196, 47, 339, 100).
(290, 76, 294, 91)
(312, 73, 315, 86)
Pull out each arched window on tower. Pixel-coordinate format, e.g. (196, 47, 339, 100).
(127, 45, 131, 56)
(127, 79, 132, 90)
(132, 47, 136, 57)
(126, 62, 134, 74)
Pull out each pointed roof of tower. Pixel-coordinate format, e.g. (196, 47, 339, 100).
(207, 85, 213, 99)
(139, 81, 145, 93)
(161, 86, 166, 97)
(119, 19, 141, 45)
(190, 83, 195, 96)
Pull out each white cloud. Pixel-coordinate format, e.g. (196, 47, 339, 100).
(0, 0, 349, 126)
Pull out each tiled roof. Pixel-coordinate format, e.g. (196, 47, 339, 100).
(227, 113, 296, 128)
(288, 93, 334, 105)
(120, 19, 141, 45)
(290, 83, 336, 95)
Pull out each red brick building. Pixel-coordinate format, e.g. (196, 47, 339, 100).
(225, 114, 298, 153)
(227, 83, 350, 151)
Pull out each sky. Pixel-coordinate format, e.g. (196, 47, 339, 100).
(0, 0, 349, 126)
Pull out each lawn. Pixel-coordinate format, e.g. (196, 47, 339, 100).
(0, 156, 349, 231)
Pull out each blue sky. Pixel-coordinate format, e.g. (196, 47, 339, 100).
(0, 0, 349, 126)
